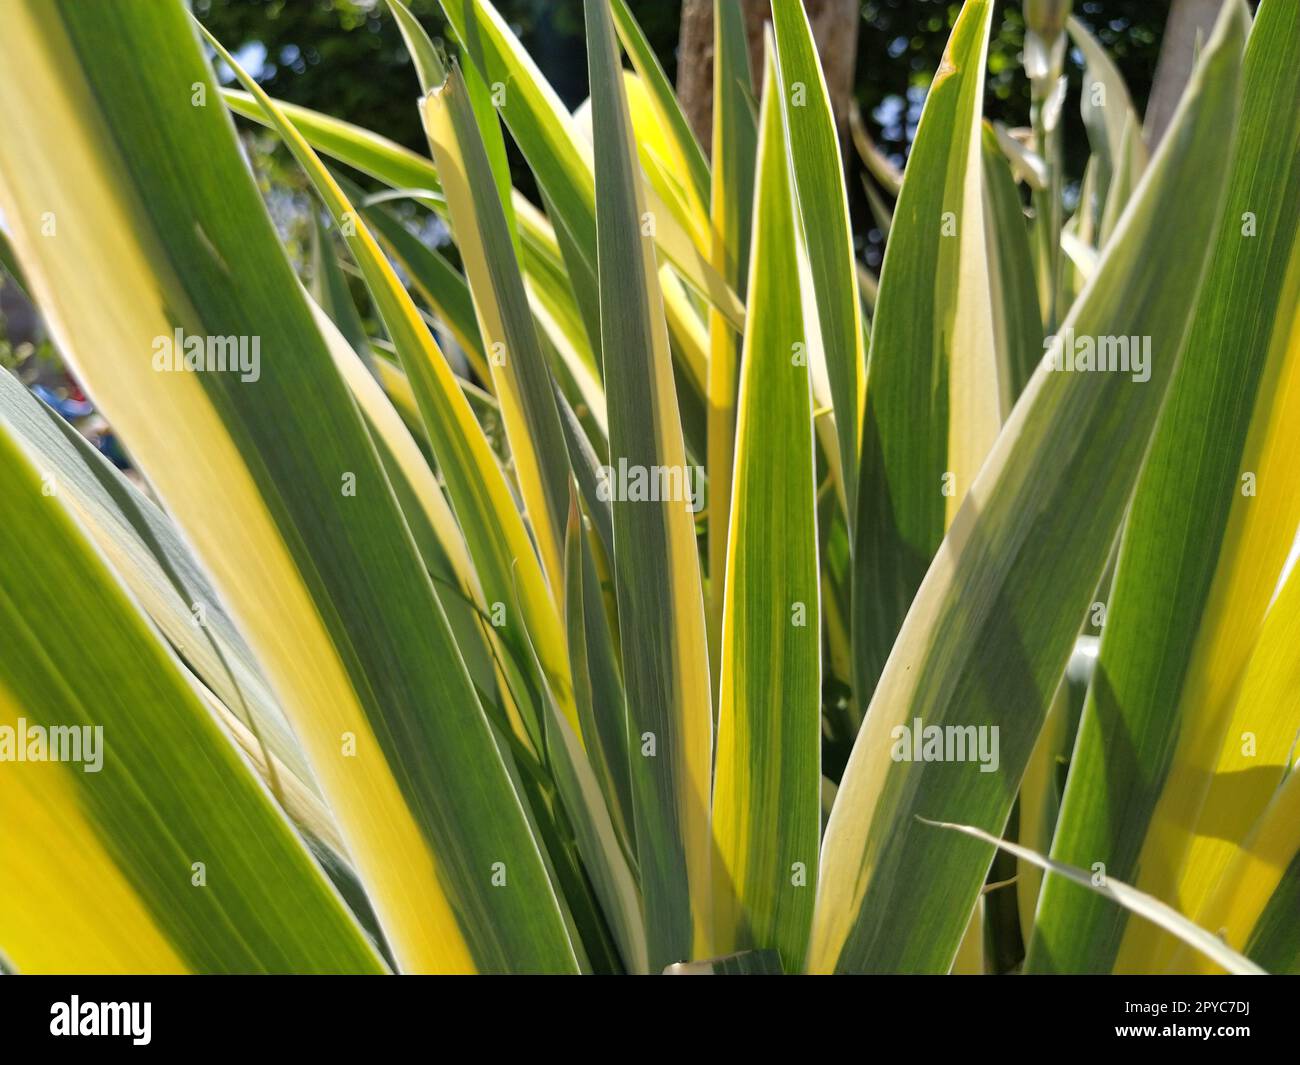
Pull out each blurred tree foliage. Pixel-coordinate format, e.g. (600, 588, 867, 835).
(197, 0, 1169, 170)
(194, 0, 681, 152)
(196, 0, 1176, 264)
(860, 0, 1167, 178)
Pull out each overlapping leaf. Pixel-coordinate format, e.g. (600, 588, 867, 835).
(810, 0, 1246, 973)
(1029, 0, 1300, 974)
(0, 0, 578, 973)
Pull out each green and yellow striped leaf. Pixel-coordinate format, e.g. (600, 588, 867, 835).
(1174, 766, 1300, 974)
(384, 0, 521, 247)
(771, 0, 866, 518)
(981, 122, 1045, 407)
(584, 0, 713, 970)
(0, 367, 308, 791)
(0, 0, 578, 973)
(527, 592, 648, 973)
(0, 412, 383, 975)
(705, 0, 759, 684)
(354, 186, 489, 377)
(850, 0, 1001, 706)
(929, 821, 1265, 975)
(422, 57, 576, 601)
(310, 215, 372, 368)
(563, 495, 632, 843)
(1028, 0, 1300, 974)
(435, 0, 742, 327)
(609, 0, 709, 223)
(223, 88, 441, 194)
(206, 25, 581, 750)
(225, 84, 601, 417)
(809, 0, 1247, 972)
(310, 294, 506, 713)
(712, 46, 821, 973)
(1175, 537, 1300, 953)
(1, 352, 361, 882)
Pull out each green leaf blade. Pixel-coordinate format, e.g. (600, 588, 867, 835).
(712, 45, 821, 973)
(1029, 0, 1300, 974)
(584, 0, 713, 970)
(850, 0, 1000, 710)
(771, 0, 867, 519)
(810, 0, 1248, 973)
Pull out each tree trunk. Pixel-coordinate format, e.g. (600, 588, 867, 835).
(676, 0, 860, 156)
(1144, 0, 1226, 148)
